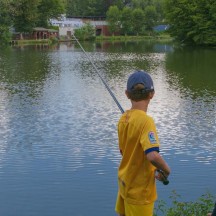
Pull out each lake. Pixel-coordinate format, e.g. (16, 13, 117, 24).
(0, 41, 215, 216)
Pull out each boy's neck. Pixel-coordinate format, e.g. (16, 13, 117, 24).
(130, 100, 150, 112)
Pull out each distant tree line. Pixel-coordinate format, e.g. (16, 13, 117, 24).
(106, 3, 163, 36)
(66, 0, 130, 17)
(66, 0, 165, 37)
(0, 0, 215, 46)
(0, 0, 64, 44)
(66, 0, 216, 45)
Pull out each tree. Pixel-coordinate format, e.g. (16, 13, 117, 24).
(132, 8, 145, 35)
(12, 0, 39, 34)
(144, 5, 157, 32)
(121, 7, 133, 35)
(111, 0, 125, 9)
(66, 0, 82, 16)
(165, 0, 216, 45)
(0, 0, 13, 44)
(37, 0, 65, 27)
(190, 0, 216, 45)
(66, 0, 107, 16)
(131, 0, 152, 9)
(152, 0, 166, 23)
(74, 23, 95, 40)
(103, 0, 126, 11)
(106, 6, 121, 35)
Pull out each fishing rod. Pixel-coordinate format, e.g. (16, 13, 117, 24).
(72, 34, 124, 114)
(73, 34, 169, 186)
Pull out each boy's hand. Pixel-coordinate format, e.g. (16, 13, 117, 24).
(155, 170, 169, 185)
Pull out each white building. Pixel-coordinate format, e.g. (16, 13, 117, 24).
(50, 15, 110, 37)
(50, 15, 84, 37)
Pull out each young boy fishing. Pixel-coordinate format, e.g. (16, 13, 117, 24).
(115, 70, 171, 216)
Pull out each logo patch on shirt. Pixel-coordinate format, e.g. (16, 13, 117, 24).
(148, 131, 157, 144)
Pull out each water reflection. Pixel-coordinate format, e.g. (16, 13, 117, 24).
(94, 40, 173, 53)
(165, 46, 216, 94)
(161, 46, 216, 162)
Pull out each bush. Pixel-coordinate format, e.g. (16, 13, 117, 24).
(154, 191, 215, 216)
(74, 23, 96, 41)
(0, 27, 12, 45)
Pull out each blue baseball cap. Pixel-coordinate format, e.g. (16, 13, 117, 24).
(127, 70, 154, 92)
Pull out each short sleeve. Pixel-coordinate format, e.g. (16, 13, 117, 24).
(140, 117, 160, 154)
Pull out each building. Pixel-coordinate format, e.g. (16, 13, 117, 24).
(89, 20, 111, 36)
(50, 15, 84, 38)
(33, 27, 59, 40)
(50, 15, 112, 37)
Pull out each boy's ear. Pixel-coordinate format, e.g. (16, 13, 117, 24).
(149, 91, 155, 99)
(125, 90, 130, 99)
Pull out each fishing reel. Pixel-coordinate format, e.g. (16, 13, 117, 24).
(157, 170, 169, 185)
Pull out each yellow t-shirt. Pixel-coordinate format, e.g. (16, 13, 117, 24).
(117, 109, 160, 205)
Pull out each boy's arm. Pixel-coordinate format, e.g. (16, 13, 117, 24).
(146, 151, 171, 177)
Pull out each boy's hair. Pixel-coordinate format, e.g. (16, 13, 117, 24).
(127, 83, 154, 101)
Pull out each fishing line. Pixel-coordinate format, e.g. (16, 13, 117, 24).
(72, 34, 124, 114)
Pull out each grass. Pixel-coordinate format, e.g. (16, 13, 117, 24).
(154, 191, 215, 216)
(11, 39, 54, 45)
(96, 33, 172, 42)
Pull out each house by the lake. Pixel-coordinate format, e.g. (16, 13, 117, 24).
(50, 15, 112, 37)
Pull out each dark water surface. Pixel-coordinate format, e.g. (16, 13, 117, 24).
(0, 41, 215, 216)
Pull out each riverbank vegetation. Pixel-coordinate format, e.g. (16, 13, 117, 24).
(154, 191, 215, 216)
(95, 33, 172, 42)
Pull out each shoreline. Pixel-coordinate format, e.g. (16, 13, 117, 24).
(9, 34, 173, 45)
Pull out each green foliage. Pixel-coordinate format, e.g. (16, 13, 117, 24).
(0, 0, 13, 44)
(66, 0, 108, 16)
(106, 6, 121, 35)
(165, 0, 216, 45)
(112, 0, 125, 10)
(121, 7, 133, 35)
(132, 8, 145, 35)
(65, 0, 165, 19)
(144, 5, 157, 31)
(37, 0, 65, 27)
(66, 0, 165, 36)
(0, 26, 12, 45)
(8, 0, 64, 34)
(153, 0, 166, 22)
(154, 191, 216, 216)
(74, 23, 96, 41)
(66, 0, 81, 16)
(105, 3, 166, 36)
(131, 0, 151, 9)
(11, 0, 39, 33)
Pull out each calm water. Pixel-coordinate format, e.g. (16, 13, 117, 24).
(0, 41, 215, 216)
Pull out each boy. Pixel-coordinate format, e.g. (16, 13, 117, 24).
(115, 70, 171, 216)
